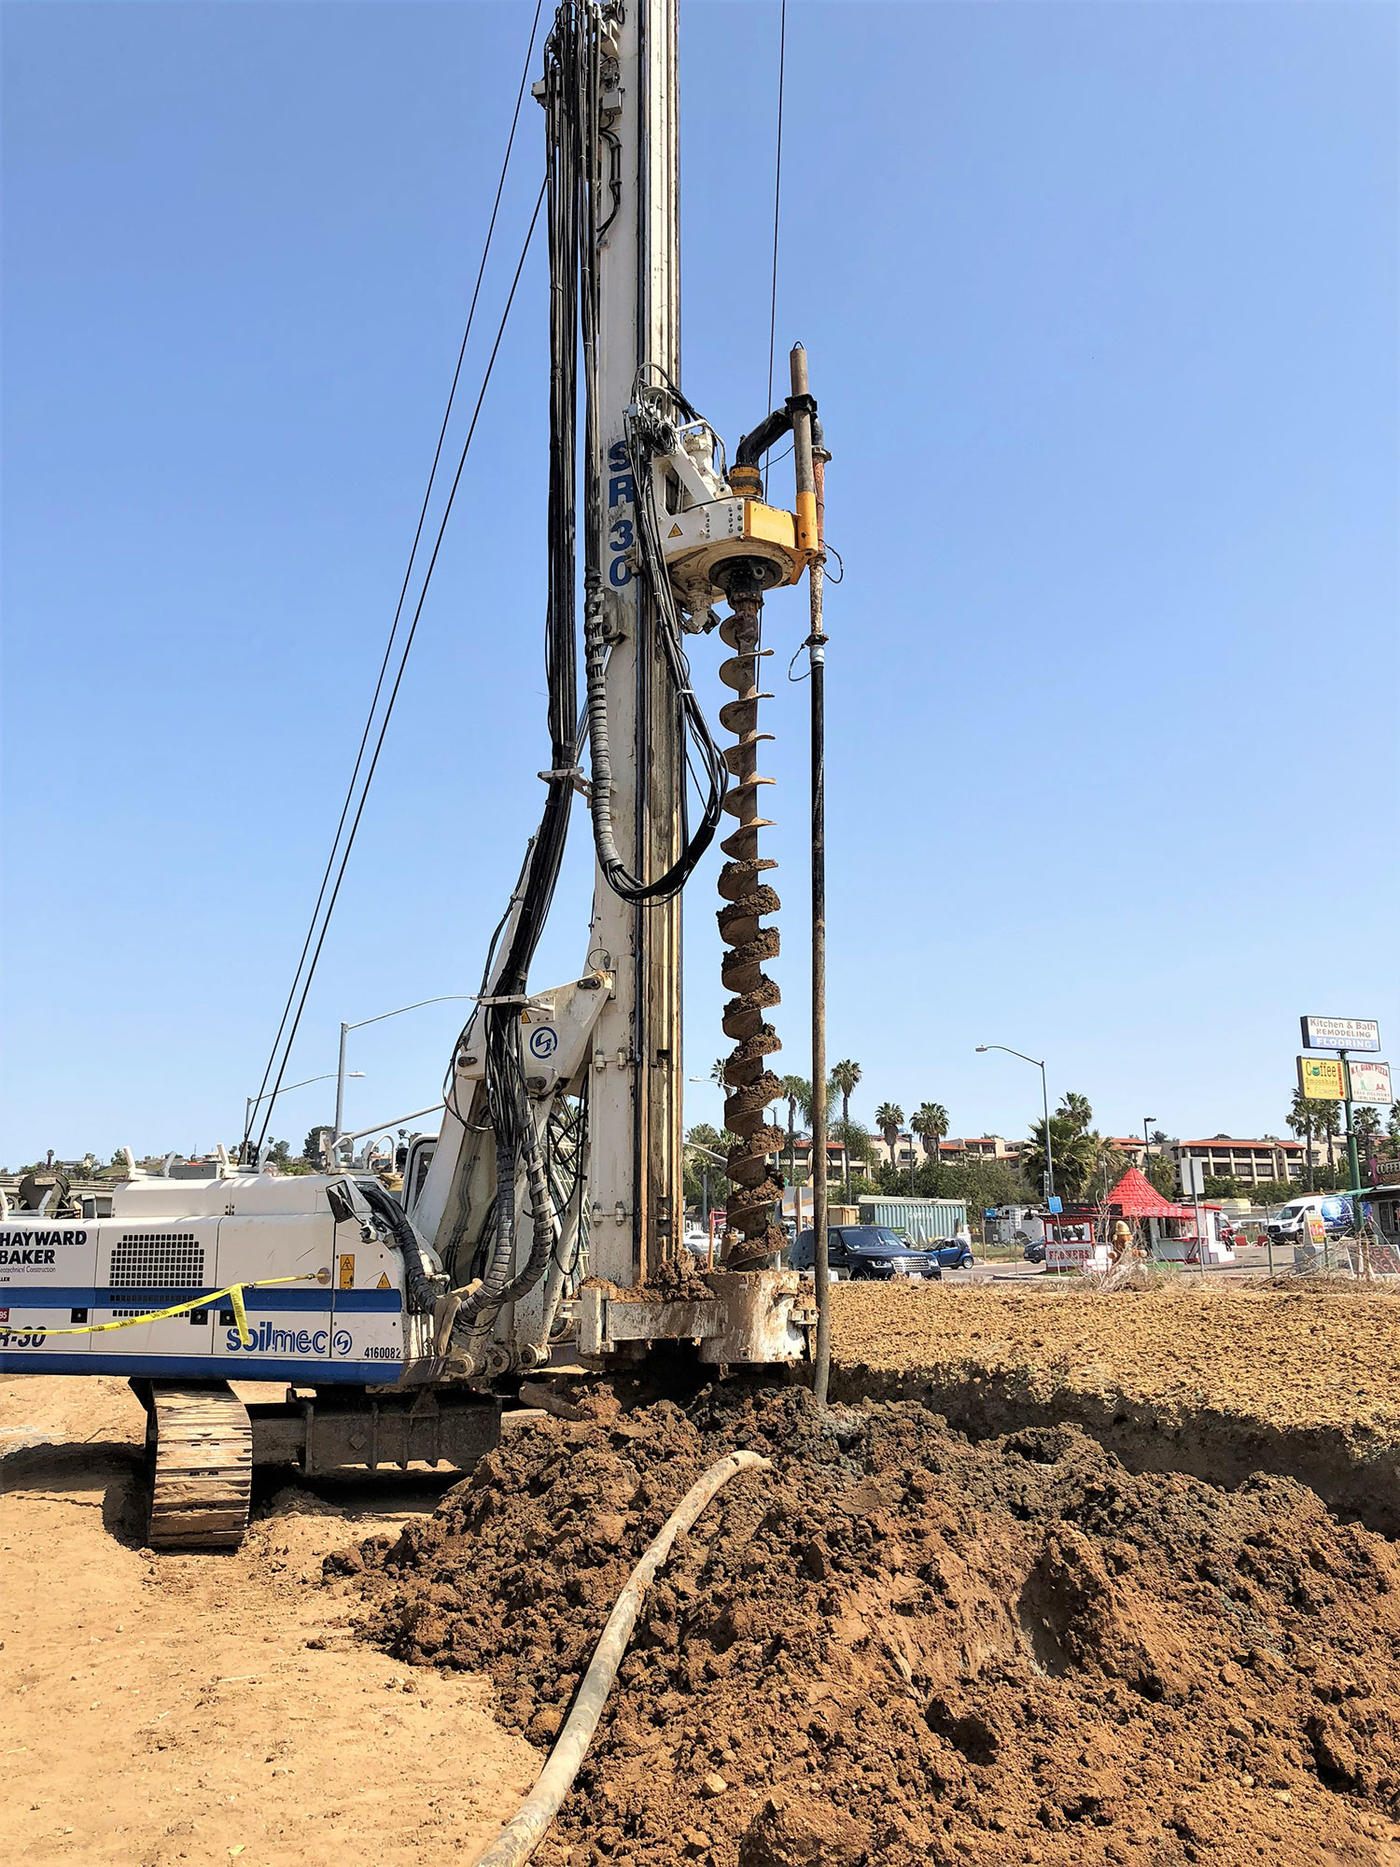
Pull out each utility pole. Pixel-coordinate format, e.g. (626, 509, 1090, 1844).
(335, 1022, 349, 1143)
(584, 0, 683, 1288)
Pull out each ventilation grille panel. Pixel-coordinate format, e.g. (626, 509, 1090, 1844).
(107, 1232, 203, 1289)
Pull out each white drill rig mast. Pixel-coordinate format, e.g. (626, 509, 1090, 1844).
(408, 0, 684, 1326)
(407, 0, 817, 1371)
(586, 0, 682, 1287)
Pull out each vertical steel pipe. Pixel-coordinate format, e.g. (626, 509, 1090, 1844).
(789, 343, 831, 1406)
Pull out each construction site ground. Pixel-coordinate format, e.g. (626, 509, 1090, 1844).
(3, 1278, 1399, 1867)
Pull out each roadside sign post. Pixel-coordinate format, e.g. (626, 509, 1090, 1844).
(1179, 1156, 1208, 1275)
(1300, 1017, 1381, 1054)
(1300, 1018, 1382, 1216)
(1340, 1053, 1361, 1215)
(1346, 1059, 1394, 1104)
(1297, 1055, 1344, 1100)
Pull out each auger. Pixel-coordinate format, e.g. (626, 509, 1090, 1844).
(716, 567, 787, 1270)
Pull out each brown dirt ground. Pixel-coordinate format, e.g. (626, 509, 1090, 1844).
(0, 1374, 536, 1866)
(342, 1382, 1400, 1867)
(9, 1285, 1400, 1867)
(827, 1282, 1400, 1433)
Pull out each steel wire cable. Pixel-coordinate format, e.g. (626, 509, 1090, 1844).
(451, 0, 601, 1330)
(244, 1, 546, 1154)
(250, 182, 546, 1157)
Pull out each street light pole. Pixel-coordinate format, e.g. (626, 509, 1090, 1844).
(335, 1023, 349, 1147)
(1142, 1116, 1156, 1172)
(976, 1045, 1054, 1202)
(334, 996, 474, 1150)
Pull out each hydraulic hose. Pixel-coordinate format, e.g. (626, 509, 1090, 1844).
(734, 405, 792, 470)
(485, 1131, 559, 1313)
(472, 1450, 770, 1867)
(359, 1178, 440, 1315)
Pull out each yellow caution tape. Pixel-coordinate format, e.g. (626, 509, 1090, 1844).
(31, 1272, 321, 1348)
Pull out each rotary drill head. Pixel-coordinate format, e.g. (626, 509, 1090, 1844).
(715, 570, 785, 1270)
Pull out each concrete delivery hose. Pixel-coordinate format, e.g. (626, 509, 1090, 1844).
(472, 1449, 771, 1867)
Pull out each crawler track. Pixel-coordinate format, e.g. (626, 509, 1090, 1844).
(147, 1381, 253, 1550)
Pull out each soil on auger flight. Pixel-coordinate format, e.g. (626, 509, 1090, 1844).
(328, 1386, 1400, 1867)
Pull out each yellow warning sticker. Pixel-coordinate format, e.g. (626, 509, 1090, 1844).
(338, 1253, 355, 1290)
(376, 1272, 391, 1290)
(668, 523, 682, 538)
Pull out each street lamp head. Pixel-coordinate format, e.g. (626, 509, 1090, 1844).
(974, 1046, 988, 1053)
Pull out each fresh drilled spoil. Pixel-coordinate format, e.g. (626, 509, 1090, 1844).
(331, 1384, 1400, 1867)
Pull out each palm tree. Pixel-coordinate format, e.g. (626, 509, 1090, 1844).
(1354, 1105, 1380, 1178)
(1287, 1088, 1318, 1191)
(910, 1102, 949, 1190)
(1023, 1113, 1108, 1202)
(874, 1102, 905, 1176)
(779, 1075, 811, 1190)
(1056, 1091, 1093, 1134)
(1315, 1098, 1342, 1173)
(1091, 1135, 1128, 1199)
(830, 1059, 862, 1199)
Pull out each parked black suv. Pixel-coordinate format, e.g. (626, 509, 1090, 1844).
(790, 1225, 942, 1281)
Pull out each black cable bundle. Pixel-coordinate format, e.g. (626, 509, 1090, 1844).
(453, 1, 603, 1331)
(412, 5, 734, 1341)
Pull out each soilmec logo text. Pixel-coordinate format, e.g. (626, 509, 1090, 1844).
(224, 1322, 354, 1357)
(0, 1228, 88, 1268)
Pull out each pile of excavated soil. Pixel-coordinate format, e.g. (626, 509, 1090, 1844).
(330, 1386, 1400, 1867)
(827, 1283, 1400, 1537)
(829, 1282, 1400, 1433)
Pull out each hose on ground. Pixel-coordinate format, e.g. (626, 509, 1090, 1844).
(471, 1449, 771, 1867)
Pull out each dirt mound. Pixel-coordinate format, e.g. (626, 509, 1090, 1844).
(330, 1387, 1400, 1866)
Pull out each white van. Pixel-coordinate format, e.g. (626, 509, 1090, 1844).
(1267, 1193, 1353, 1242)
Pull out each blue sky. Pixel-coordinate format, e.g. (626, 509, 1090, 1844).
(3, 0, 1396, 1167)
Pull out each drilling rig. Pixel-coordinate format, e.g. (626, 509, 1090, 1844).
(0, 0, 825, 1548)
